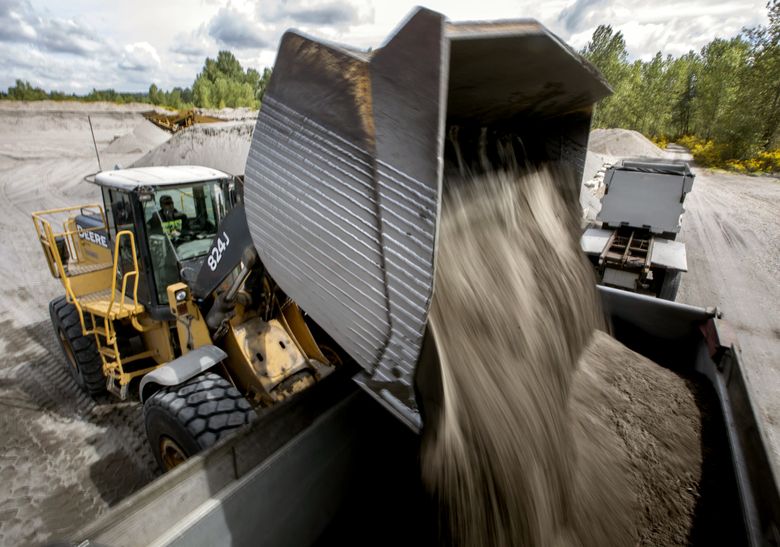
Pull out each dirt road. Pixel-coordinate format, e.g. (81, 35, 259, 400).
(0, 103, 165, 546)
(677, 169, 780, 470)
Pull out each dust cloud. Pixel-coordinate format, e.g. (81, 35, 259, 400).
(422, 165, 702, 546)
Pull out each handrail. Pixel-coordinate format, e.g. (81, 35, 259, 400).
(32, 215, 58, 278)
(104, 230, 141, 340)
(33, 204, 152, 344)
(40, 220, 91, 334)
(32, 203, 104, 217)
(32, 204, 110, 281)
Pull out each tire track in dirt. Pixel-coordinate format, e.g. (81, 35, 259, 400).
(0, 314, 159, 545)
(0, 105, 165, 546)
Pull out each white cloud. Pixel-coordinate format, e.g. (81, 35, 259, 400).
(0, 0, 107, 55)
(119, 42, 161, 71)
(557, 0, 766, 60)
(0, 0, 770, 93)
(208, 5, 269, 49)
(171, 26, 214, 60)
(258, 0, 374, 26)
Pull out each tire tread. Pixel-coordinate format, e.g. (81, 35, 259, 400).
(144, 372, 255, 457)
(49, 296, 105, 394)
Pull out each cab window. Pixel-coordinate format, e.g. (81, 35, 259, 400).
(143, 181, 226, 304)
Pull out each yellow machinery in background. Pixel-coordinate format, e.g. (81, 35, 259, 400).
(32, 165, 344, 470)
(142, 110, 224, 133)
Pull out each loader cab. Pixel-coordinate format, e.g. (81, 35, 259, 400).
(92, 166, 238, 319)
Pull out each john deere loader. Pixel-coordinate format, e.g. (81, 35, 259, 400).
(34, 166, 348, 470)
(35, 8, 779, 546)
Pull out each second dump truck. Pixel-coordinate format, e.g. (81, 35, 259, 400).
(580, 158, 695, 300)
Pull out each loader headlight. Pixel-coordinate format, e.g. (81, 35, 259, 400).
(175, 289, 188, 302)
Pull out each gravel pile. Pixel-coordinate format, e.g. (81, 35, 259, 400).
(103, 119, 170, 155)
(588, 128, 668, 158)
(133, 120, 255, 175)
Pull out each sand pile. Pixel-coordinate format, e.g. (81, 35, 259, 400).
(133, 120, 254, 174)
(579, 151, 612, 221)
(0, 108, 145, 161)
(0, 100, 166, 114)
(575, 332, 704, 545)
(423, 166, 705, 546)
(103, 119, 170, 155)
(588, 128, 667, 158)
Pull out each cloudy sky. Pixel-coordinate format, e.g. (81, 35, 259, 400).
(0, 0, 768, 93)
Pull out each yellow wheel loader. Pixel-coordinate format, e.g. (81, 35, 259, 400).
(34, 166, 347, 470)
(142, 110, 224, 133)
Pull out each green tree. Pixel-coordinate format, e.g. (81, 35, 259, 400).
(255, 67, 273, 102)
(148, 83, 161, 105)
(191, 51, 267, 109)
(7, 80, 48, 101)
(581, 25, 630, 128)
(669, 53, 700, 137)
(744, 0, 780, 150)
(693, 38, 749, 139)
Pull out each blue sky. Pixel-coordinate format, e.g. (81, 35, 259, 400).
(0, 0, 768, 93)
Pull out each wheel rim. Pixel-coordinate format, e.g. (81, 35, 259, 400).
(58, 329, 79, 375)
(159, 436, 188, 470)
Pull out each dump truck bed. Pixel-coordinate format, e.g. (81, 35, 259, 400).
(597, 158, 695, 237)
(71, 287, 780, 547)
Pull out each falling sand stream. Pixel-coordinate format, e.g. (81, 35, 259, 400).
(423, 166, 712, 546)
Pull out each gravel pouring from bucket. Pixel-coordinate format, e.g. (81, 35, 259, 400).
(244, 7, 610, 430)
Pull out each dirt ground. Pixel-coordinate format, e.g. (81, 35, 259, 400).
(0, 102, 168, 546)
(676, 168, 780, 472)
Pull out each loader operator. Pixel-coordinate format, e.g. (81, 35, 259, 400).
(148, 194, 188, 238)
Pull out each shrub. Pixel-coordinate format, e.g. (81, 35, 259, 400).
(675, 135, 779, 174)
(651, 135, 669, 150)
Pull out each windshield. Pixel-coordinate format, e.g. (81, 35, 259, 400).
(144, 180, 227, 304)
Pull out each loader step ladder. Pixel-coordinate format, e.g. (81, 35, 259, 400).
(86, 229, 157, 399)
(32, 206, 158, 399)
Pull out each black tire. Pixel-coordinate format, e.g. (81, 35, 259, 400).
(49, 296, 105, 394)
(658, 270, 681, 301)
(144, 372, 255, 471)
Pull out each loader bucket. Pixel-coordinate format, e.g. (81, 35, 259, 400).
(244, 7, 610, 430)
